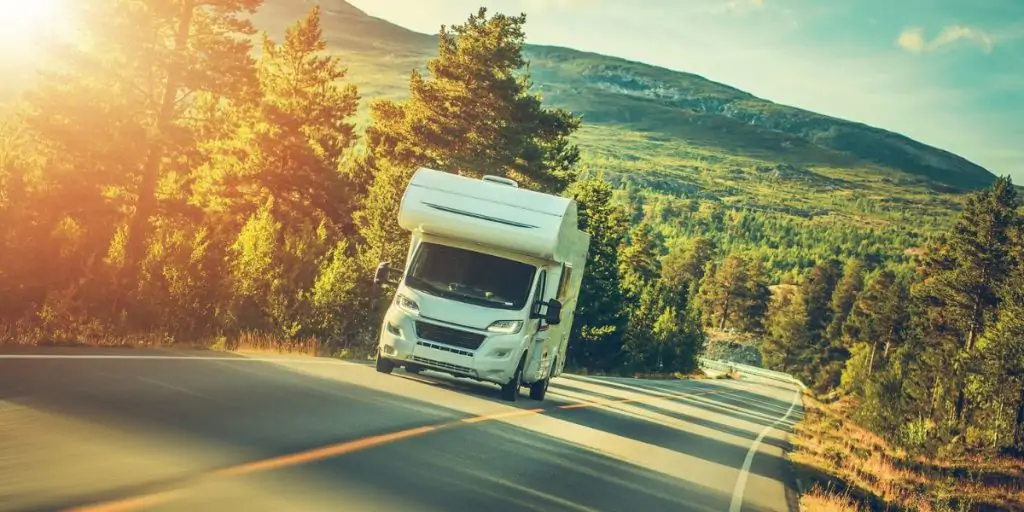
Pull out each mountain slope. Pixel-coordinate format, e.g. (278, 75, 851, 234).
(255, 0, 995, 193)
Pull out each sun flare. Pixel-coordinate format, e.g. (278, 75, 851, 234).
(0, 0, 68, 51)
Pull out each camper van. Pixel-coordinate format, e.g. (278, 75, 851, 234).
(372, 167, 590, 402)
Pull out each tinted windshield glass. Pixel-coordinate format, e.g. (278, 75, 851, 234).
(405, 242, 537, 310)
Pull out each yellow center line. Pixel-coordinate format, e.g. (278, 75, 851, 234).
(67, 385, 734, 512)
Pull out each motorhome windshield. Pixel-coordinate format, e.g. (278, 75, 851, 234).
(405, 242, 536, 310)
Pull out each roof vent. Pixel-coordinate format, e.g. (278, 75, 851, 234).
(482, 175, 519, 188)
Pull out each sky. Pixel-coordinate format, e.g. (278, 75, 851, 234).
(346, 0, 1024, 182)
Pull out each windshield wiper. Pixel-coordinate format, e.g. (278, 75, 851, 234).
(445, 289, 514, 308)
(405, 275, 446, 297)
(407, 275, 516, 309)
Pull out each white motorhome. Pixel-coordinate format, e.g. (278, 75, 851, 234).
(373, 167, 590, 402)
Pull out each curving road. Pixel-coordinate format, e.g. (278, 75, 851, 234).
(0, 347, 804, 512)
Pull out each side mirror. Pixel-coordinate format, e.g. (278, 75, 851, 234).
(374, 262, 401, 286)
(373, 262, 390, 285)
(544, 299, 563, 325)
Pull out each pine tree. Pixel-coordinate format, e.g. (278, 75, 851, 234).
(915, 177, 1020, 429)
(803, 259, 842, 338)
(193, 5, 359, 228)
(697, 255, 765, 331)
(839, 270, 910, 396)
(826, 258, 866, 343)
(741, 257, 771, 333)
(660, 235, 716, 298)
(618, 223, 662, 302)
(22, 0, 263, 296)
(355, 7, 582, 274)
(761, 284, 812, 379)
(401, 8, 581, 192)
(564, 176, 629, 371)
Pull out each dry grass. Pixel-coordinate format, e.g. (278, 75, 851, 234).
(790, 394, 1024, 512)
(0, 322, 364, 359)
(800, 486, 863, 512)
(0, 321, 204, 348)
(629, 370, 714, 380)
(217, 331, 320, 357)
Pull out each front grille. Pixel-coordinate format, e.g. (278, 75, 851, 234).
(412, 356, 474, 375)
(414, 321, 486, 351)
(417, 341, 474, 357)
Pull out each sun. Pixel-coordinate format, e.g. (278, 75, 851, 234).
(0, 0, 68, 51)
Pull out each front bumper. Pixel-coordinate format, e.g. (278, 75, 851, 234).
(376, 308, 526, 385)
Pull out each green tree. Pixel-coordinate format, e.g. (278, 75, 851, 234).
(914, 177, 1020, 429)
(697, 255, 767, 332)
(761, 285, 812, 378)
(660, 235, 716, 298)
(826, 258, 867, 343)
(564, 177, 629, 371)
(27, 0, 264, 286)
(839, 270, 910, 396)
(355, 7, 582, 274)
(618, 223, 662, 302)
(194, 6, 358, 225)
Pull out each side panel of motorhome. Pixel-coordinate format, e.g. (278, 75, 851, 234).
(552, 230, 589, 377)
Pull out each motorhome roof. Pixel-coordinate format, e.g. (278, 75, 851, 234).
(406, 167, 572, 217)
(398, 167, 584, 261)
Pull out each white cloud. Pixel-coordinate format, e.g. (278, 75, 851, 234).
(897, 25, 994, 54)
(897, 27, 927, 53)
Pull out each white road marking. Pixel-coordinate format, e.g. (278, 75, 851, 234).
(729, 386, 803, 512)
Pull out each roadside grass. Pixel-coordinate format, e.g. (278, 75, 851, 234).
(560, 365, 717, 381)
(0, 322, 373, 360)
(800, 486, 862, 512)
(790, 394, 1024, 512)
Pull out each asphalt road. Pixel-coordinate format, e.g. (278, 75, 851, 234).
(0, 347, 804, 512)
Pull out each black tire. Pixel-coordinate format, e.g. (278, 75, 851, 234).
(529, 357, 554, 401)
(405, 364, 422, 374)
(501, 355, 525, 402)
(528, 377, 549, 401)
(375, 350, 395, 374)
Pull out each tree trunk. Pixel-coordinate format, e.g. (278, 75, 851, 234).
(966, 297, 982, 352)
(1014, 385, 1024, 450)
(954, 380, 967, 430)
(866, 341, 877, 378)
(883, 325, 895, 358)
(929, 373, 942, 419)
(121, 1, 196, 286)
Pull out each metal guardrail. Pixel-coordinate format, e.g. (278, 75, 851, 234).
(699, 357, 807, 390)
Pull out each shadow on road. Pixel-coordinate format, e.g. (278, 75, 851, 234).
(0, 348, 798, 512)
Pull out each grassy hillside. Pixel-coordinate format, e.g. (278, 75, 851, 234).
(255, 0, 988, 209)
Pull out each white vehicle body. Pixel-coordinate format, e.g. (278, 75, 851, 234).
(374, 167, 590, 401)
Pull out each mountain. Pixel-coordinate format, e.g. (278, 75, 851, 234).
(254, 0, 996, 196)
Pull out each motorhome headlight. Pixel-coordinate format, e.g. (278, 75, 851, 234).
(395, 294, 419, 314)
(486, 320, 523, 334)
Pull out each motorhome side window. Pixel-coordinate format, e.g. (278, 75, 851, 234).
(405, 242, 537, 311)
(557, 265, 572, 300)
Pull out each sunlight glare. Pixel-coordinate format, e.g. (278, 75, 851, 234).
(0, 0, 68, 52)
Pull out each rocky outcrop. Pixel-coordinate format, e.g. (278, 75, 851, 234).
(555, 61, 996, 190)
